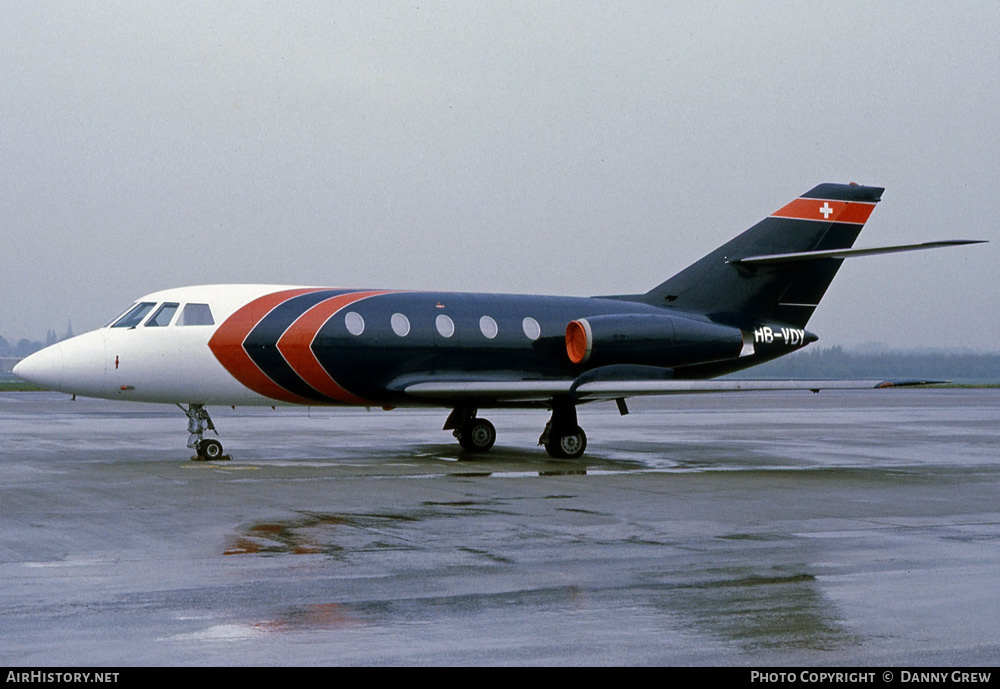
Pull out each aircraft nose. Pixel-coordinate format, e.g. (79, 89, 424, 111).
(13, 343, 64, 390)
(13, 329, 107, 395)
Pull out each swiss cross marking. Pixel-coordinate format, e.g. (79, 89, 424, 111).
(819, 202, 833, 219)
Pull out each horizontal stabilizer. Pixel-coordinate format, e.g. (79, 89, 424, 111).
(730, 240, 987, 266)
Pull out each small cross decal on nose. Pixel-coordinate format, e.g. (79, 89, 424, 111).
(819, 202, 833, 219)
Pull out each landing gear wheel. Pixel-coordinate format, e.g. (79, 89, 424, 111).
(182, 404, 228, 461)
(196, 438, 225, 461)
(457, 418, 496, 452)
(544, 426, 587, 459)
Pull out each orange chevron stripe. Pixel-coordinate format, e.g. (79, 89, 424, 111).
(208, 288, 323, 404)
(276, 291, 391, 404)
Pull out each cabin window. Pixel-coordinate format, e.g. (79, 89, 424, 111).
(391, 313, 410, 337)
(435, 314, 455, 338)
(145, 302, 179, 327)
(479, 316, 498, 339)
(344, 311, 365, 336)
(111, 302, 156, 328)
(522, 316, 541, 340)
(177, 303, 214, 326)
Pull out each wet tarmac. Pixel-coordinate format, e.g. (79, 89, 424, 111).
(1, 389, 998, 666)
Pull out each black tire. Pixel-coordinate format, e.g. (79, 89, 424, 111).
(544, 426, 587, 459)
(198, 438, 224, 460)
(458, 418, 496, 452)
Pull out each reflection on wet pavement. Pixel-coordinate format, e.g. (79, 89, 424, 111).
(655, 564, 856, 652)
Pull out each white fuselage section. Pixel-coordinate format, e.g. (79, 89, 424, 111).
(14, 285, 307, 405)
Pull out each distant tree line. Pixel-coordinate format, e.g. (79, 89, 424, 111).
(727, 346, 1000, 383)
(0, 322, 73, 358)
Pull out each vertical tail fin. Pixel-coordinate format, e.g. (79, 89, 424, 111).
(641, 183, 884, 328)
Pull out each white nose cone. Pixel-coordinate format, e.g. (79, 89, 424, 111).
(13, 343, 64, 390)
(13, 330, 106, 395)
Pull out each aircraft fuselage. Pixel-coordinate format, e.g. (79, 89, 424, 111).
(18, 284, 808, 408)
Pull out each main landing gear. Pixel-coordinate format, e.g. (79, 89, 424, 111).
(179, 403, 230, 461)
(538, 398, 587, 459)
(445, 408, 497, 453)
(445, 400, 588, 459)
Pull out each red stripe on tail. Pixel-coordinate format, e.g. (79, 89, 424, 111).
(771, 198, 876, 224)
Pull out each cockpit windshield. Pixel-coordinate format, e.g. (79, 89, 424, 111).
(110, 302, 156, 328)
(104, 304, 136, 328)
(145, 303, 179, 327)
(106, 301, 214, 329)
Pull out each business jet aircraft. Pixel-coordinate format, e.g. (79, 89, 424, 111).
(14, 183, 983, 460)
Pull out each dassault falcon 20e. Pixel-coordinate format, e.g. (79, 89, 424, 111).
(14, 183, 984, 460)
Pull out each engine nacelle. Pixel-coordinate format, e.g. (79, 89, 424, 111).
(565, 314, 745, 368)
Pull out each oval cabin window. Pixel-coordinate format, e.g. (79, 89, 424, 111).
(436, 314, 455, 338)
(479, 316, 498, 339)
(344, 311, 365, 336)
(522, 317, 541, 341)
(391, 313, 410, 337)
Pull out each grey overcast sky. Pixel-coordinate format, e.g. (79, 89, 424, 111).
(2, 2, 997, 350)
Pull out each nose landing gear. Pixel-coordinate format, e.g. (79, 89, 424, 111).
(179, 403, 230, 461)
